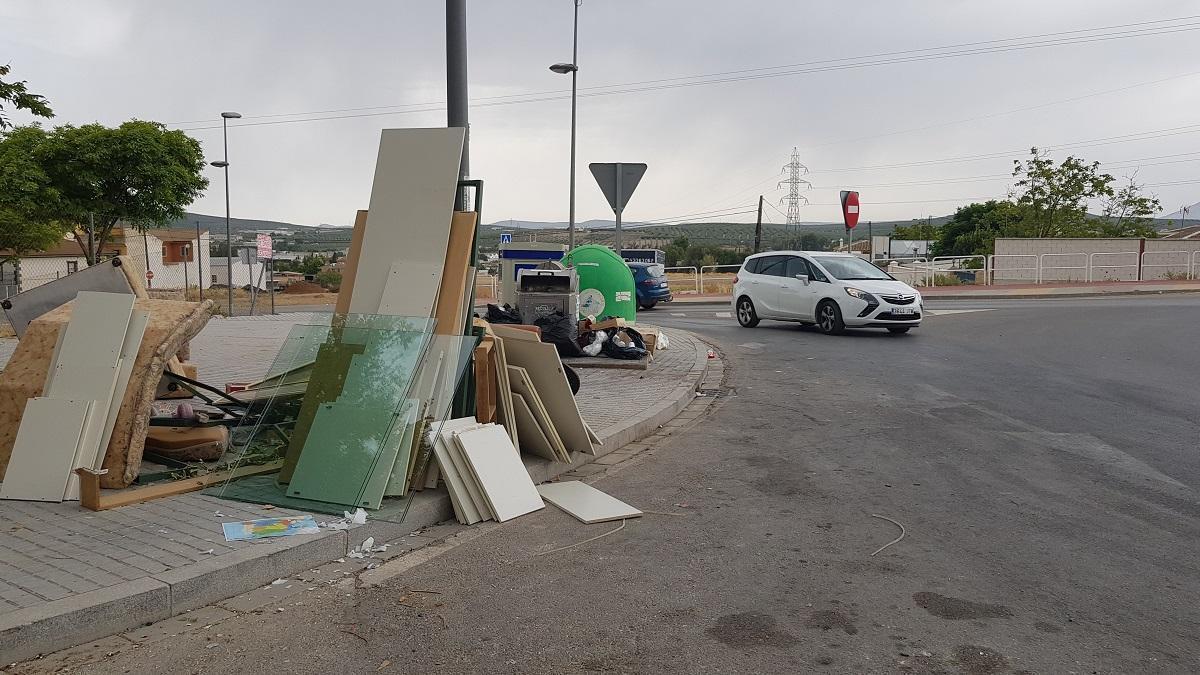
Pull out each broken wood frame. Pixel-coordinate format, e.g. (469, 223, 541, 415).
(74, 460, 284, 512)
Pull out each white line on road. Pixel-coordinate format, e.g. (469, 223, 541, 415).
(925, 309, 995, 316)
(715, 312, 732, 318)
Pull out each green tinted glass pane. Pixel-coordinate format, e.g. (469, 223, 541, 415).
(285, 403, 399, 506)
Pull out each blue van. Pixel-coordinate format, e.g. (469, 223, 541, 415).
(628, 262, 672, 310)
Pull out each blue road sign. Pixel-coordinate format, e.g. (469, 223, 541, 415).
(500, 232, 513, 244)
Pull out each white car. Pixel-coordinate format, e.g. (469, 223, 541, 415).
(732, 251, 922, 335)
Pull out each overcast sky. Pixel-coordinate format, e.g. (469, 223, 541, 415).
(3, 1, 1198, 227)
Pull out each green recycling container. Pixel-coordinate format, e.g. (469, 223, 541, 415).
(562, 244, 637, 322)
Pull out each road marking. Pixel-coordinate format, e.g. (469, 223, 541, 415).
(715, 312, 732, 319)
(738, 342, 766, 349)
(670, 313, 686, 317)
(925, 309, 995, 316)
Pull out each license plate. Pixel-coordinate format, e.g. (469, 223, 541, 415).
(891, 307, 917, 315)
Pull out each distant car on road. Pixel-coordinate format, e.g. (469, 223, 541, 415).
(628, 262, 672, 310)
(732, 251, 922, 334)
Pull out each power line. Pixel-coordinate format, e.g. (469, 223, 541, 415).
(170, 16, 1200, 132)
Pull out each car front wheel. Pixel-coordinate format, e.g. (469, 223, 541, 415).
(736, 297, 760, 327)
(816, 301, 845, 335)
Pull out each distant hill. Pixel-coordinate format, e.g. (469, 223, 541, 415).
(164, 212, 342, 234)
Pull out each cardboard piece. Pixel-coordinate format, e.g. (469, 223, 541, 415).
(507, 366, 569, 462)
(473, 337, 497, 423)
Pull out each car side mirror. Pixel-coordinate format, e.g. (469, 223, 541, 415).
(794, 274, 810, 285)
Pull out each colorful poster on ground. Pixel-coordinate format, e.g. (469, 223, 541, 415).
(222, 515, 320, 542)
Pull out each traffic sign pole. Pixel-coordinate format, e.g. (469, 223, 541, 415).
(614, 165, 623, 254)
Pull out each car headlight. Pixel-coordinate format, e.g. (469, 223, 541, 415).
(844, 287, 874, 301)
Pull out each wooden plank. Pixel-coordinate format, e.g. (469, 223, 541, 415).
(334, 209, 368, 315)
(454, 425, 544, 522)
(490, 324, 541, 342)
(433, 212, 478, 335)
(0, 398, 91, 502)
(348, 128, 465, 315)
(473, 338, 496, 423)
(75, 460, 284, 512)
(537, 481, 642, 524)
(502, 338, 595, 456)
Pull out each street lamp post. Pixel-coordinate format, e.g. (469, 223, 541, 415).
(210, 111, 241, 316)
(550, 0, 582, 250)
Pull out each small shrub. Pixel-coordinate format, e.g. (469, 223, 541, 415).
(933, 274, 964, 286)
(1163, 270, 1190, 281)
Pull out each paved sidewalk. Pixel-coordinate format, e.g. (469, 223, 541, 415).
(0, 314, 711, 662)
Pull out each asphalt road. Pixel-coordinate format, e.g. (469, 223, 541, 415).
(47, 294, 1200, 674)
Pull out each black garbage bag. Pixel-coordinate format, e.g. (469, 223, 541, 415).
(602, 327, 649, 360)
(533, 311, 584, 358)
(486, 303, 522, 324)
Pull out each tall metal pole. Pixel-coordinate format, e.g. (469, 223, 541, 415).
(754, 195, 764, 253)
(446, 0, 470, 209)
(195, 219, 203, 300)
(222, 117, 233, 316)
(614, 164, 623, 254)
(568, 0, 580, 249)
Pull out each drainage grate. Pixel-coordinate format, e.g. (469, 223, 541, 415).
(696, 387, 732, 399)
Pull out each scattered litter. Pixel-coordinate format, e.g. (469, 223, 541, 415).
(157, 529, 168, 534)
(261, 505, 276, 511)
(222, 515, 320, 542)
(378, 659, 393, 671)
(706, 349, 716, 359)
(206, 643, 219, 650)
(348, 536, 390, 558)
(869, 513, 907, 556)
(271, 579, 288, 586)
(347, 508, 368, 524)
(214, 511, 224, 517)
(275, 608, 285, 613)
(320, 508, 368, 531)
(199, 549, 214, 555)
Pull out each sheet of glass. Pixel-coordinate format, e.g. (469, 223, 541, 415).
(383, 400, 420, 498)
(285, 403, 400, 506)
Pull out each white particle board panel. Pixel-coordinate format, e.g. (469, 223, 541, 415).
(433, 433, 481, 525)
(377, 261, 444, 318)
(54, 291, 135, 369)
(437, 419, 487, 523)
(507, 365, 568, 462)
(454, 424, 544, 522)
(94, 310, 150, 470)
(510, 393, 557, 462)
(383, 402, 420, 497)
(490, 324, 540, 342)
(537, 481, 642, 524)
(0, 398, 91, 502)
(348, 128, 465, 315)
(59, 364, 120, 501)
(500, 339, 594, 455)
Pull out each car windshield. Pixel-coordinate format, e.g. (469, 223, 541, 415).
(811, 256, 893, 281)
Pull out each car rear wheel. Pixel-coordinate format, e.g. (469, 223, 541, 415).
(887, 326, 911, 334)
(816, 301, 845, 335)
(736, 297, 759, 327)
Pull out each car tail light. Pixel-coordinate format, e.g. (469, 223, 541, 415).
(733, 274, 739, 284)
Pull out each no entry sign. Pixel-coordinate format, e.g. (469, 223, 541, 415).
(839, 190, 860, 230)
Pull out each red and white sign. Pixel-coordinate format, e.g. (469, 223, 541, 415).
(256, 233, 273, 260)
(145, 270, 155, 280)
(839, 190, 861, 230)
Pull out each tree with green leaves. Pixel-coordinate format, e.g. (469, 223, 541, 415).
(931, 200, 1022, 257)
(24, 120, 210, 264)
(891, 219, 941, 241)
(0, 64, 53, 129)
(1097, 174, 1160, 238)
(0, 125, 69, 264)
(1011, 148, 1113, 237)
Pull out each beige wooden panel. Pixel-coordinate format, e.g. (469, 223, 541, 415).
(493, 337, 518, 449)
(0, 398, 91, 502)
(376, 261, 444, 317)
(348, 128, 465, 315)
(54, 291, 135, 369)
(537, 481, 642, 524)
(334, 209, 368, 315)
(501, 339, 594, 455)
(94, 310, 150, 470)
(433, 212, 478, 335)
(454, 424, 543, 522)
(507, 366, 568, 462)
(510, 393, 556, 462)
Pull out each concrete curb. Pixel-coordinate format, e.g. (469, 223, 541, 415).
(923, 287, 1200, 300)
(0, 330, 712, 663)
